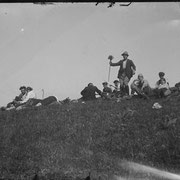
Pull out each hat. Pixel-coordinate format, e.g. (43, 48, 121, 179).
(102, 82, 108, 85)
(19, 86, 26, 90)
(121, 51, 129, 56)
(88, 83, 93, 86)
(113, 80, 119, 83)
(159, 72, 165, 77)
(27, 86, 33, 91)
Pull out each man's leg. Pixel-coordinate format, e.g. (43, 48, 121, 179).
(119, 78, 125, 96)
(143, 86, 152, 96)
(131, 83, 142, 96)
(124, 76, 130, 96)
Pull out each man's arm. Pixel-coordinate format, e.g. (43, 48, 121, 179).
(95, 87, 102, 96)
(130, 60, 136, 71)
(109, 60, 121, 67)
(142, 80, 150, 90)
(81, 87, 87, 96)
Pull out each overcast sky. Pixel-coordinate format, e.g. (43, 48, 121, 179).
(0, 2, 180, 106)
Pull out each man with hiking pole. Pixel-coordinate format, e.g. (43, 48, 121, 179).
(109, 51, 136, 96)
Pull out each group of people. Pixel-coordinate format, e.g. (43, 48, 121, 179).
(1, 86, 59, 111)
(80, 51, 180, 102)
(1, 50, 180, 110)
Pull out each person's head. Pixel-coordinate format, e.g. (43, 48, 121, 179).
(159, 72, 165, 79)
(121, 51, 129, 60)
(102, 82, 108, 88)
(19, 86, 26, 94)
(113, 80, 119, 87)
(138, 74, 144, 81)
(27, 86, 33, 92)
(88, 83, 94, 87)
(175, 82, 180, 91)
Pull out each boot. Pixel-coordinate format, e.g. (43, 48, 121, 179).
(120, 85, 125, 97)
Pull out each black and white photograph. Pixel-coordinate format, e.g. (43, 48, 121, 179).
(0, 2, 180, 180)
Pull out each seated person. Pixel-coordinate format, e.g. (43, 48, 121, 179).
(80, 83, 102, 101)
(15, 86, 36, 108)
(154, 77, 171, 98)
(102, 82, 112, 99)
(165, 82, 180, 100)
(110, 80, 122, 98)
(4, 86, 27, 110)
(155, 72, 169, 87)
(131, 73, 152, 99)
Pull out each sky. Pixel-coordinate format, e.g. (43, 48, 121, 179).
(0, 2, 180, 106)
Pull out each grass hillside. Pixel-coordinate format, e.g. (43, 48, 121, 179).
(0, 96, 180, 180)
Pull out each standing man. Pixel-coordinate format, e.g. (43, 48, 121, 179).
(109, 51, 136, 96)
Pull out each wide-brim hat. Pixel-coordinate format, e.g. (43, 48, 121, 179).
(121, 51, 129, 56)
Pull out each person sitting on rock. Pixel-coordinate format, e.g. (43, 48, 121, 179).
(131, 73, 152, 99)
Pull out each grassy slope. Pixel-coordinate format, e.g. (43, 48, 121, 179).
(0, 96, 180, 179)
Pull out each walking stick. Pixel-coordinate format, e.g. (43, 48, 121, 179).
(108, 55, 113, 83)
(108, 64, 111, 82)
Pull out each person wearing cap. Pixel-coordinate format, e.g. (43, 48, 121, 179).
(153, 72, 171, 98)
(131, 73, 152, 99)
(155, 72, 169, 88)
(109, 51, 136, 96)
(80, 83, 102, 101)
(110, 80, 121, 98)
(102, 82, 112, 99)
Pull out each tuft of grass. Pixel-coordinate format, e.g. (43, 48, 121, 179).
(0, 97, 180, 179)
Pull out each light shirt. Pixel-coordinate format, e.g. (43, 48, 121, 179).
(123, 59, 127, 69)
(133, 79, 150, 90)
(21, 90, 36, 103)
(21, 93, 27, 101)
(158, 83, 169, 90)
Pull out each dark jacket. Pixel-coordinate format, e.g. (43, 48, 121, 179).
(81, 85, 102, 101)
(103, 87, 112, 94)
(111, 59, 136, 79)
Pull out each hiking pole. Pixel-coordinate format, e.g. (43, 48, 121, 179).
(108, 55, 114, 83)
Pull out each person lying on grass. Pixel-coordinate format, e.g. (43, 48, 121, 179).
(16, 96, 59, 110)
